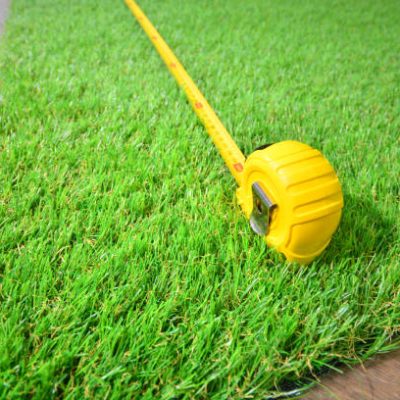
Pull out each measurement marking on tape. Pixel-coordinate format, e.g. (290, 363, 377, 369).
(234, 163, 244, 172)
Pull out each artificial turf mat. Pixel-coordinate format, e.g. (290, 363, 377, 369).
(0, 0, 399, 398)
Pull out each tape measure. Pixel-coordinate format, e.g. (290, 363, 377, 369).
(125, 0, 344, 264)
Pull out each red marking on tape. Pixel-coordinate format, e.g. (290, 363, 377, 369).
(234, 163, 244, 172)
(195, 102, 203, 109)
(152, 35, 157, 40)
(170, 62, 177, 68)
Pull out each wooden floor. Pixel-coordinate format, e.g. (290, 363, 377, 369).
(304, 350, 400, 400)
(0, 0, 9, 34)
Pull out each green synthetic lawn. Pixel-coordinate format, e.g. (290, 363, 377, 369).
(1, 0, 399, 398)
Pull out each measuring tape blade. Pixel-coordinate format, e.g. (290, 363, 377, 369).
(125, 0, 246, 184)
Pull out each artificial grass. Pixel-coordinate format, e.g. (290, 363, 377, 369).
(0, 0, 399, 398)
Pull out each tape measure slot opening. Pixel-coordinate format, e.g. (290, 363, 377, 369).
(250, 182, 276, 236)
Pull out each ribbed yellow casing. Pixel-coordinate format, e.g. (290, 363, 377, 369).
(237, 141, 343, 264)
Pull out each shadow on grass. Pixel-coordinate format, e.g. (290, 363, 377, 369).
(319, 192, 397, 263)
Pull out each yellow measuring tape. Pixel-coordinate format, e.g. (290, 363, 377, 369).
(125, 0, 344, 264)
